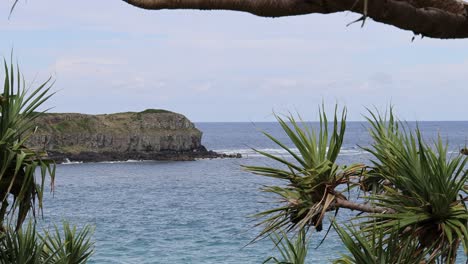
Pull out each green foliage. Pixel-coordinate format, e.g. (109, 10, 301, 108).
(243, 105, 363, 239)
(53, 121, 71, 133)
(264, 229, 309, 264)
(248, 105, 468, 263)
(0, 58, 56, 229)
(0, 221, 94, 264)
(333, 222, 437, 264)
(52, 118, 92, 133)
(360, 108, 468, 262)
(0, 222, 46, 264)
(0, 57, 94, 263)
(135, 109, 172, 120)
(139, 109, 172, 114)
(41, 222, 94, 264)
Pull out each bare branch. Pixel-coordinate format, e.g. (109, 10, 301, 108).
(334, 197, 396, 214)
(122, 0, 468, 39)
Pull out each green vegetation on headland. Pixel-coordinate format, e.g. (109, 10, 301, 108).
(139, 108, 173, 114)
(27, 109, 208, 161)
(34, 108, 185, 135)
(26, 109, 240, 162)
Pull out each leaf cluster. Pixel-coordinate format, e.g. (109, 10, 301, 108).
(264, 229, 309, 264)
(0, 58, 56, 230)
(244, 106, 363, 240)
(248, 105, 468, 263)
(0, 221, 94, 264)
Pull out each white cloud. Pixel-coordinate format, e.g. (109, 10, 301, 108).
(53, 57, 125, 76)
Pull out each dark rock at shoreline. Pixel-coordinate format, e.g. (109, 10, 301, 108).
(48, 148, 242, 164)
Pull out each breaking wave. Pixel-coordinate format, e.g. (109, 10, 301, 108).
(214, 147, 367, 158)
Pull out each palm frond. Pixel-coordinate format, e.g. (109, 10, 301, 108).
(244, 105, 363, 240)
(41, 221, 95, 264)
(361, 108, 468, 262)
(263, 228, 309, 264)
(0, 58, 55, 229)
(0, 221, 45, 264)
(333, 221, 438, 264)
(0, 221, 94, 264)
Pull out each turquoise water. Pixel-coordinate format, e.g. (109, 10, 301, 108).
(40, 122, 468, 263)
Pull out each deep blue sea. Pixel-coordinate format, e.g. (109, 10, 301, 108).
(40, 122, 468, 263)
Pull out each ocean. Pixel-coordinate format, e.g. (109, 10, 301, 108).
(40, 121, 468, 263)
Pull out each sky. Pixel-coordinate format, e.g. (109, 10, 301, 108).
(1, 0, 468, 122)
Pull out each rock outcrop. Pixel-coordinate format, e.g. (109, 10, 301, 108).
(26, 109, 239, 163)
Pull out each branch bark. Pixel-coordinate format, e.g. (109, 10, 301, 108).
(123, 0, 468, 39)
(334, 197, 396, 214)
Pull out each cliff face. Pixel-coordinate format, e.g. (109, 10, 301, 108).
(26, 109, 212, 162)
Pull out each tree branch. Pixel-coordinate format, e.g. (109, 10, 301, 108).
(334, 197, 396, 214)
(122, 0, 468, 39)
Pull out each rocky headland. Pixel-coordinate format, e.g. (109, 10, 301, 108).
(26, 109, 240, 163)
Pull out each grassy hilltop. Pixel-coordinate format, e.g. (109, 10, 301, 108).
(27, 109, 203, 155)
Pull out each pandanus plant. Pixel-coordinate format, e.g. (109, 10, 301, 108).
(0, 59, 56, 230)
(332, 221, 440, 264)
(0, 58, 94, 263)
(0, 221, 94, 264)
(359, 109, 468, 263)
(244, 106, 364, 240)
(263, 229, 309, 264)
(248, 106, 468, 263)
